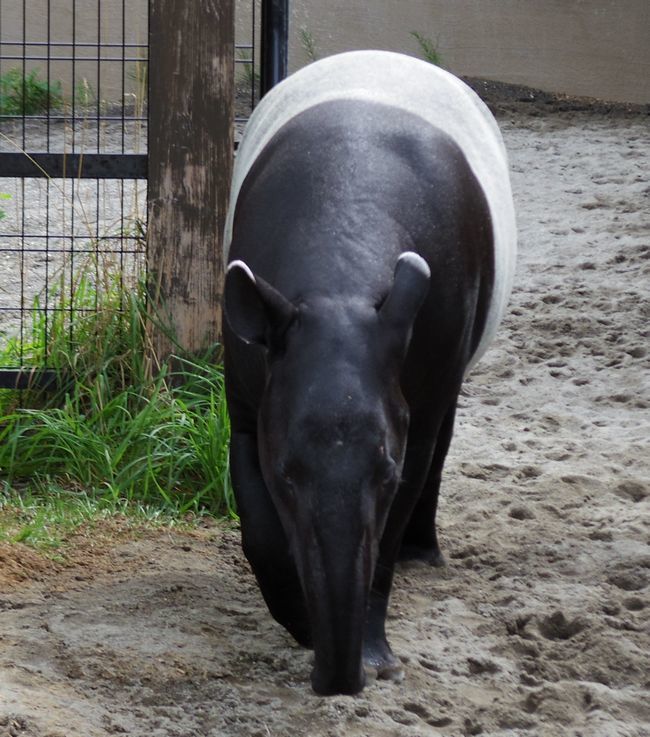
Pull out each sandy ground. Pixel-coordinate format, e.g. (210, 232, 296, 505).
(1, 96, 649, 736)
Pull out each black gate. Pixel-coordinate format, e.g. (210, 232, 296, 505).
(0, 0, 286, 391)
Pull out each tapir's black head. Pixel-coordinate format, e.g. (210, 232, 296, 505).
(224, 252, 430, 695)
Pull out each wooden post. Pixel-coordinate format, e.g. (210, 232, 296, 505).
(147, 0, 234, 368)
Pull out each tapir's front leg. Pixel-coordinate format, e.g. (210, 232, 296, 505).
(400, 403, 458, 565)
(364, 402, 456, 678)
(230, 431, 312, 647)
(364, 437, 438, 680)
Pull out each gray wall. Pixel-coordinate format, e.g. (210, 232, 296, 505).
(290, 0, 650, 104)
(0, 0, 149, 103)
(1, 1, 648, 105)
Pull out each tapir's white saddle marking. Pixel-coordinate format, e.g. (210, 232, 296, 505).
(225, 50, 517, 370)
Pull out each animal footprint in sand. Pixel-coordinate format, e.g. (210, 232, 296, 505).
(467, 656, 501, 675)
(613, 480, 647, 503)
(537, 611, 588, 640)
(404, 702, 454, 729)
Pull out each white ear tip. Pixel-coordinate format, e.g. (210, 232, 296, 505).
(227, 259, 256, 283)
(398, 251, 430, 279)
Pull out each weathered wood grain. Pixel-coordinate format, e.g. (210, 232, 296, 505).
(147, 0, 234, 366)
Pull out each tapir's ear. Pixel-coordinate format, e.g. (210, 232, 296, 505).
(224, 260, 297, 346)
(378, 251, 430, 349)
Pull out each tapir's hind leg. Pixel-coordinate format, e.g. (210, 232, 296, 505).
(399, 402, 457, 565)
(230, 432, 312, 647)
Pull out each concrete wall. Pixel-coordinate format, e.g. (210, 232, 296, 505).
(1, 1, 648, 105)
(0, 0, 149, 103)
(289, 0, 650, 104)
(0, 0, 255, 103)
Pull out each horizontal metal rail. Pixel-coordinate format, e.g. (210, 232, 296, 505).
(0, 153, 147, 178)
(2, 40, 251, 49)
(0, 114, 147, 122)
(0, 41, 147, 48)
(0, 237, 142, 246)
(0, 54, 147, 62)
(0, 368, 61, 391)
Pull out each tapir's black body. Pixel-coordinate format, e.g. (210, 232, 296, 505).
(224, 98, 495, 695)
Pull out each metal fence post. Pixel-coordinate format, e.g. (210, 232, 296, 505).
(260, 0, 289, 96)
(147, 0, 234, 368)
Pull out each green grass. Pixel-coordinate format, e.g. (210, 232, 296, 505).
(0, 67, 63, 115)
(0, 192, 10, 221)
(410, 31, 443, 67)
(299, 27, 319, 63)
(74, 78, 96, 110)
(0, 264, 235, 551)
(1, 481, 116, 552)
(0, 479, 205, 553)
(236, 47, 259, 97)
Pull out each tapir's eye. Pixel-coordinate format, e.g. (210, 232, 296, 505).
(374, 291, 389, 312)
(379, 458, 399, 488)
(275, 465, 296, 502)
(277, 462, 292, 483)
(277, 459, 303, 489)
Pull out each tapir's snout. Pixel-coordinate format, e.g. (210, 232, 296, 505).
(299, 524, 373, 696)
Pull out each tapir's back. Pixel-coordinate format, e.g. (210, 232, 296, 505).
(226, 50, 516, 368)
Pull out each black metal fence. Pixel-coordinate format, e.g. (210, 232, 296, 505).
(0, 0, 269, 390)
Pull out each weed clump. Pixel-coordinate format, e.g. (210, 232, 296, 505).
(0, 67, 63, 115)
(0, 267, 234, 540)
(410, 31, 443, 67)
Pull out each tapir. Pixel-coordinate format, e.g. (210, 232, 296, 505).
(223, 50, 516, 695)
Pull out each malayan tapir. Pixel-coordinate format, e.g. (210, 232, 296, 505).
(222, 50, 516, 695)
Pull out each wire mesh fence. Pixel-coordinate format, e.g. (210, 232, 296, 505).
(0, 0, 259, 388)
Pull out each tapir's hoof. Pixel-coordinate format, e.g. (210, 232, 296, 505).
(363, 642, 404, 683)
(370, 659, 405, 683)
(310, 666, 366, 696)
(399, 543, 447, 567)
(429, 548, 447, 568)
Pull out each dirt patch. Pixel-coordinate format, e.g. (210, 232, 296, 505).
(0, 544, 60, 588)
(464, 76, 650, 118)
(1, 103, 649, 735)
